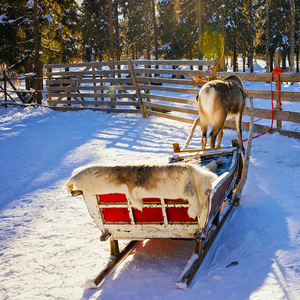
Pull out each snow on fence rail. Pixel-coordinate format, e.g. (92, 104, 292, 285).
(44, 59, 300, 139)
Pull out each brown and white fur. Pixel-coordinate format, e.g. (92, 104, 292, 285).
(66, 164, 218, 219)
(197, 75, 246, 152)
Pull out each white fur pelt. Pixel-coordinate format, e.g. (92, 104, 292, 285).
(66, 164, 218, 218)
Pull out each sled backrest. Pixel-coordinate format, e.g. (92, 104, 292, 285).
(97, 193, 197, 224)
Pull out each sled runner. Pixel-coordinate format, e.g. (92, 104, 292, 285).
(67, 99, 254, 289)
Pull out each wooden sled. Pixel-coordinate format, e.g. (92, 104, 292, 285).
(68, 100, 254, 289)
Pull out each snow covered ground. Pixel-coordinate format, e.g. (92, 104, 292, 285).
(0, 105, 299, 300)
(1, 57, 300, 300)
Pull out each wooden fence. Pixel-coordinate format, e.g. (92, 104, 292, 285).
(46, 59, 300, 139)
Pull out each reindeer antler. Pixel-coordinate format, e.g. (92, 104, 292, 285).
(188, 73, 208, 87)
(189, 37, 224, 87)
(209, 38, 224, 79)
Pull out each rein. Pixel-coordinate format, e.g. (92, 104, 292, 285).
(242, 67, 282, 141)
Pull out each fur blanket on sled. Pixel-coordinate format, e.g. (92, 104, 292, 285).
(66, 163, 218, 219)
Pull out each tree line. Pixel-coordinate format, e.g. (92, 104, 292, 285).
(0, 0, 299, 74)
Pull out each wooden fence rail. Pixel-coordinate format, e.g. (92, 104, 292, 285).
(45, 59, 300, 139)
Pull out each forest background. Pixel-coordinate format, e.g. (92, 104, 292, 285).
(0, 0, 299, 76)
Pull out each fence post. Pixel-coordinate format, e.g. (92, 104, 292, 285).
(110, 58, 116, 108)
(274, 49, 282, 129)
(25, 62, 34, 90)
(128, 58, 147, 118)
(91, 55, 98, 106)
(46, 59, 52, 104)
(143, 49, 150, 97)
(34, 71, 43, 105)
(3, 70, 7, 108)
(143, 49, 149, 77)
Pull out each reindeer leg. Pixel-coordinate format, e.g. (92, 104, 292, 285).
(210, 118, 225, 149)
(209, 129, 220, 149)
(182, 117, 199, 151)
(201, 124, 208, 149)
(216, 128, 224, 148)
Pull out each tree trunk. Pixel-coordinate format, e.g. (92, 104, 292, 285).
(233, 52, 237, 72)
(270, 51, 274, 72)
(144, 0, 150, 60)
(34, 0, 42, 105)
(114, 1, 121, 78)
(290, 0, 295, 72)
(266, 0, 270, 72)
(151, 0, 159, 75)
(151, 0, 159, 61)
(233, 5, 238, 72)
(219, 0, 226, 71)
(109, 0, 115, 104)
(233, 37, 238, 71)
(249, 0, 254, 73)
(115, 1, 120, 61)
(282, 52, 287, 68)
(109, 0, 114, 61)
(197, 0, 203, 70)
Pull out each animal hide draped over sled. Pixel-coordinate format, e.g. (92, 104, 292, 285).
(66, 164, 218, 218)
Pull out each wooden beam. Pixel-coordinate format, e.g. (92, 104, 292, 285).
(140, 93, 196, 105)
(138, 84, 198, 94)
(128, 59, 147, 118)
(131, 59, 214, 66)
(45, 60, 128, 69)
(46, 93, 137, 99)
(144, 109, 195, 124)
(243, 107, 300, 123)
(48, 100, 139, 106)
(46, 69, 128, 77)
(49, 107, 141, 113)
(144, 102, 198, 115)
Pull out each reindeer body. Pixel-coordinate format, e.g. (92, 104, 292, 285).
(197, 75, 246, 151)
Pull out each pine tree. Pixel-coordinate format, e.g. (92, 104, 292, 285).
(46, 0, 81, 63)
(125, 0, 147, 59)
(224, 0, 248, 71)
(81, 0, 110, 61)
(158, 0, 182, 59)
(0, 0, 33, 71)
(256, 0, 292, 70)
(0, 0, 80, 71)
(178, 0, 198, 60)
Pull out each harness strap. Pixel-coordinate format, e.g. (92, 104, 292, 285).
(243, 67, 282, 142)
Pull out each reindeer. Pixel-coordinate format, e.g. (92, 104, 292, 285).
(195, 75, 246, 152)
